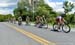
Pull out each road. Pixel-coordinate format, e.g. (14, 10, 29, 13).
(0, 22, 75, 45)
(0, 22, 41, 45)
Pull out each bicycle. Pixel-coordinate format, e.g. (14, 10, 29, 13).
(53, 22, 71, 33)
(18, 21, 22, 25)
(18, 17, 22, 26)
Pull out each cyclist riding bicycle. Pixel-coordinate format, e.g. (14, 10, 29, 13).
(35, 16, 40, 26)
(55, 14, 66, 30)
(53, 13, 71, 33)
(18, 16, 22, 22)
(26, 16, 30, 25)
(18, 16, 22, 25)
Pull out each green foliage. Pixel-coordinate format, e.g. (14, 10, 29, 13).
(34, 0, 57, 22)
(64, 13, 75, 24)
(63, 1, 75, 24)
(63, 1, 74, 13)
(13, 0, 57, 23)
(0, 14, 12, 22)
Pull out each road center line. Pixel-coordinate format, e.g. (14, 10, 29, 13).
(4, 23, 56, 45)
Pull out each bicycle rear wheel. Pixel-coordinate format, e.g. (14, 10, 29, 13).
(62, 24, 71, 33)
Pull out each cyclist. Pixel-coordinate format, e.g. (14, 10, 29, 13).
(18, 16, 22, 25)
(13, 17, 16, 24)
(38, 15, 47, 28)
(40, 15, 46, 26)
(26, 16, 30, 25)
(35, 16, 40, 26)
(18, 16, 22, 21)
(55, 14, 65, 30)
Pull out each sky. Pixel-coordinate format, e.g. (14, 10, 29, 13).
(0, 0, 18, 15)
(0, 0, 75, 15)
(45, 0, 75, 13)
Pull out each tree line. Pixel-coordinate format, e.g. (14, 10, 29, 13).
(0, 0, 75, 24)
(13, 0, 75, 24)
(0, 14, 13, 22)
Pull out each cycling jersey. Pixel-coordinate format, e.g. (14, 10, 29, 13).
(56, 16, 64, 23)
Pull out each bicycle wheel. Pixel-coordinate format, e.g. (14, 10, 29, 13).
(18, 21, 22, 25)
(53, 23, 59, 30)
(62, 24, 71, 33)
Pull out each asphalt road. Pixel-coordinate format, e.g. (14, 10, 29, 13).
(0, 22, 40, 45)
(0, 22, 75, 45)
(10, 22, 75, 45)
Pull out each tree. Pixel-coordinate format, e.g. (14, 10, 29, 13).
(35, 0, 54, 16)
(0, 14, 12, 22)
(13, 0, 29, 20)
(63, 1, 75, 23)
(35, 0, 57, 23)
(13, 0, 57, 22)
(63, 1, 74, 14)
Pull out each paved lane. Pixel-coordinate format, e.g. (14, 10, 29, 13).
(9, 22, 75, 45)
(0, 22, 40, 45)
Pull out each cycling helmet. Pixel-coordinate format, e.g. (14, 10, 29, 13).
(60, 13, 66, 17)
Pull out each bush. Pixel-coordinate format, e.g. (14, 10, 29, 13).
(0, 14, 13, 22)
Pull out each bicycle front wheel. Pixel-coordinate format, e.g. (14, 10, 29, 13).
(62, 24, 71, 33)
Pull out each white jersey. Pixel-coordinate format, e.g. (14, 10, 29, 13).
(57, 16, 62, 19)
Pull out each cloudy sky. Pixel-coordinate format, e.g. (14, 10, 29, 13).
(0, 0, 18, 14)
(45, 0, 75, 13)
(0, 0, 75, 14)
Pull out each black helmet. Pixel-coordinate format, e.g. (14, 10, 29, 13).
(60, 13, 65, 17)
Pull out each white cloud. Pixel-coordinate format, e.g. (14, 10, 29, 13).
(45, 0, 75, 13)
(47, 2, 64, 12)
(68, 0, 75, 2)
(0, 0, 10, 3)
(0, 9, 13, 14)
(0, 0, 18, 3)
(44, 0, 50, 4)
(0, 0, 17, 14)
(0, 2, 17, 7)
(55, 8, 64, 12)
